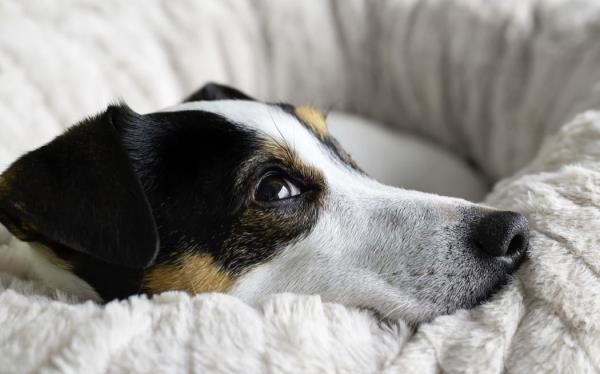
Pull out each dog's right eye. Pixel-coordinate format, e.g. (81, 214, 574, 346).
(254, 172, 302, 202)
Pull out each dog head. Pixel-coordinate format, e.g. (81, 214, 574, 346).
(0, 83, 528, 324)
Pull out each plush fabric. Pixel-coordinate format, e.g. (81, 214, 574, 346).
(1, 0, 600, 372)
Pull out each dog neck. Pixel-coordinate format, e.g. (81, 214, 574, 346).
(0, 224, 101, 302)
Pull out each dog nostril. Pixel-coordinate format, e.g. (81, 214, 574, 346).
(507, 232, 526, 256)
(472, 211, 529, 258)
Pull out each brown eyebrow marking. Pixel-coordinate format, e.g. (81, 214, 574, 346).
(261, 138, 326, 186)
(295, 105, 328, 138)
(282, 104, 361, 172)
(143, 252, 232, 294)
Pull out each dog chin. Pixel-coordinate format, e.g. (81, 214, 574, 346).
(452, 256, 528, 316)
(402, 252, 529, 324)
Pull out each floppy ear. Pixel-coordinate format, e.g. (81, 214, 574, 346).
(0, 104, 159, 269)
(183, 82, 256, 102)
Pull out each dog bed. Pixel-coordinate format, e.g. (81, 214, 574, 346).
(1, 0, 600, 372)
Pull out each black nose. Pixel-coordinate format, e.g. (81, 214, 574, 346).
(472, 211, 529, 257)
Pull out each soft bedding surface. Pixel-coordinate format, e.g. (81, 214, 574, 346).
(1, 0, 600, 372)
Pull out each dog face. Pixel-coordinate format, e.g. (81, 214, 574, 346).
(0, 83, 528, 324)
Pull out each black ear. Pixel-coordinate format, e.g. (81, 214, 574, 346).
(0, 104, 159, 269)
(183, 82, 256, 102)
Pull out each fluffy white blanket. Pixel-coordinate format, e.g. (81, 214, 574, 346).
(1, 0, 600, 372)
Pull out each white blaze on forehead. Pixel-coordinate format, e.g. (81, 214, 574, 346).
(159, 100, 350, 179)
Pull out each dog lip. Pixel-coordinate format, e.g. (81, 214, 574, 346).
(472, 274, 511, 307)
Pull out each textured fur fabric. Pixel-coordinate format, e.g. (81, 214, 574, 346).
(1, 0, 600, 372)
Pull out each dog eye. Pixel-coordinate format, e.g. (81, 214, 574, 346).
(255, 172, 301, 202)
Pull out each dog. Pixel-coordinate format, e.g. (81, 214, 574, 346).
(0, 83, 528, 324)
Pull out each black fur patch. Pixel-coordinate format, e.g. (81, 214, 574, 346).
(184, 82, 256, 102)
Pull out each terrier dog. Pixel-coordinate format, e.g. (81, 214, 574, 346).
(0, 83, 528, 324)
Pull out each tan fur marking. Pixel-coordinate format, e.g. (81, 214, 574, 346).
(144, 253, 232, 294)
(262, 139, 325, 185)
(0, 168, 16, 198)
(30, 243, 73, 271)
(295, 106, 328, 137)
